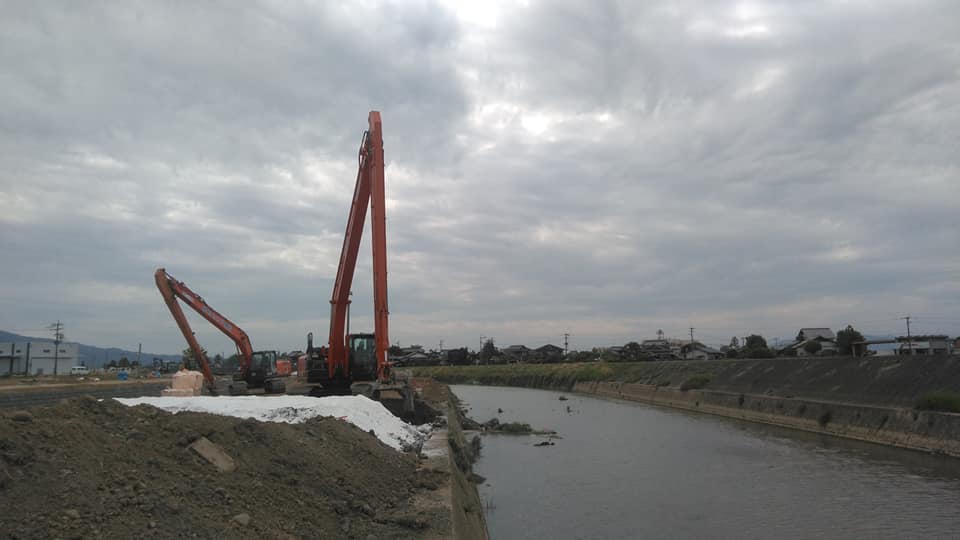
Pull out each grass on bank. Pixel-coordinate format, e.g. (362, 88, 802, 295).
(412, 361, 724, 391)
(679, 375, 711, 391)
(915, 390, 960, 413)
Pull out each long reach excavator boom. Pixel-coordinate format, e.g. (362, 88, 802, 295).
(312, 111, 390, 386)
(307, 111, 412, 413)
(155, 268, 285, 394)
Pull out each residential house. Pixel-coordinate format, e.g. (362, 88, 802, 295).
(531, 344, 564, 363)
(502, 345, 531, 362)
(796, 328, 835, 342)
(896, 335, 953, 356)
(681, 342, 725, 360)
(639, 339, 685, 360)
(782, 328, 838, 356)
(393, 350, 433, 367)
(442, 348, 470, 365)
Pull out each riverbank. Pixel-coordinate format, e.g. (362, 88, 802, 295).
(416, 356, 960, 457)
(1, 383, 488, 538)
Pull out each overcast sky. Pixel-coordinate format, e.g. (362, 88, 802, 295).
(1, 0, 958, 355)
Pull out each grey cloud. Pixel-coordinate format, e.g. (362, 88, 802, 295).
(1, 0, 958, 354)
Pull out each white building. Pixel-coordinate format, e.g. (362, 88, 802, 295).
(896, 336, 953, 356)
(781, 328, 838, 357)
(683, 343, 725, 360)
(0, 341, 81, 375)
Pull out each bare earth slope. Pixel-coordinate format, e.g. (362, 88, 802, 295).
(0, 396, 447, 539)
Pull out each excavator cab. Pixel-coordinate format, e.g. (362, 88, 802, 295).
(347, 334, 378, 382)
(230, 350, 285, 395)
(249, 350, 277, 379)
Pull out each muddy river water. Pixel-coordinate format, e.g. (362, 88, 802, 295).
(451, 384, 960, 540)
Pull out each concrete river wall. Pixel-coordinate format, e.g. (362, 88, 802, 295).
(419, 355, 960, 457)
(575, 381, 960, 457)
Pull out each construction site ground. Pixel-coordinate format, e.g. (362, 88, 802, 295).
(0, 389, 468, 539)
(0, 376, 332, 410)
(0, 379, 169, 409)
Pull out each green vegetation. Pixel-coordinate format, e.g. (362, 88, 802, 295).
(496, 422, 533, 434)
(803, 340, 822, 355)
(412, 360, 735, 391)
(835, 325, 865, 356)
(915, 390, 960, 413)
(742, 334, 774, 358)
(679, 375, 711, 391)
(480, 338, 497, 364)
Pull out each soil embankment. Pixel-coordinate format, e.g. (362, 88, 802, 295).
(416, 356, 960, 457)
(0, 392, 484, 539)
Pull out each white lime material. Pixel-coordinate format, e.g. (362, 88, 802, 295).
(115, 394, 424, 451)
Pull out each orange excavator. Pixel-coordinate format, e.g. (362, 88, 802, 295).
(304, 111, 413, 412)
(155, 268, 288, 395)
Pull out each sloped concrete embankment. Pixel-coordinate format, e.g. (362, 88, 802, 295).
(575, 381, 960, 457)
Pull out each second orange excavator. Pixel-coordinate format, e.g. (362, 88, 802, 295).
(155, 268, 288, 395)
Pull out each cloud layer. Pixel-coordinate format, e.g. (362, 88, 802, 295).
(2, 0, 958, 353)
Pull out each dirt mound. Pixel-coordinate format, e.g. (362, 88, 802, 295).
(0, 396, 449, 539)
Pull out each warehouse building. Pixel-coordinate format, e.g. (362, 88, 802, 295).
(0, 341, 81, 376)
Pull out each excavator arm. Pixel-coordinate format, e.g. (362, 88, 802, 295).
(154, 268, 254, 392)
(327, 111, 390, 382)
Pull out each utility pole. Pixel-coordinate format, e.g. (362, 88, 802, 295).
(563, 333, 570, 356)
(688, 327, 695, 360)
(439, 340, 443, 352)
(137, 343, 142, 367)
(479, 335, 486, 365)
(48, 321, 63, 375)
(902, 316, 913, 355)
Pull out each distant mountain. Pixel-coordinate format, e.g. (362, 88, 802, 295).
(0, 330, 181, 368)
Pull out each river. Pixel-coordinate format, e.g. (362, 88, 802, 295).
(450, 384, 960, 540)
